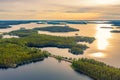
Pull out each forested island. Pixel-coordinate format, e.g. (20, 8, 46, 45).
(6, 29, 95, 54)
(0, 28, 95, 68)
(111, 30, 120, 33)
(43, 20, 87, 24)
(72, 58, 120, 80)
(0, 24, 120, 80)
(34, 26, 79, 32)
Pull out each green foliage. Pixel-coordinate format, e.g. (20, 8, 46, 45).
(69, 47, 83, 54)
(75, 36, 95, 43)
(18, 34, 93, 54)
(55, 56, 63, 61)
(8, 29, 37, 37)
(111, 30, 120, 33)
(0, 35, 2, 38)
(0, 29, 95, 68)
(72, 58, 120, 80)
(6, 29, 95, 54)
(0, 42, 50, 68)
(34, 26, 79, 32)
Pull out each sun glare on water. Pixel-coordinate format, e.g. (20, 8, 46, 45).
(95, 24, 112, 50)
(91, 52, 106, 58)
(90, 24, 112, 58)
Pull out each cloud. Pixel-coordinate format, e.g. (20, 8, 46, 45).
(0, 0, 120, 20)
(0, 9, 12, 12)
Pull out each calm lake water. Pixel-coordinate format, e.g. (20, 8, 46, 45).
(0, 57, 93, 80)
(0, 22, 120, 80)
(41, 23, 120, 68)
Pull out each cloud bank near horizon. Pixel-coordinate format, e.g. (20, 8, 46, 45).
(0, 0, 120, 20)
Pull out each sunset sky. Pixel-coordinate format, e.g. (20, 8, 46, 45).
(0, 0, 120, 20)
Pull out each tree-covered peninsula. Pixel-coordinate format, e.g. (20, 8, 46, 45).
(0, 42, 50, 68)
(1, 27, 120, 80)
(72, 58, 120, 80)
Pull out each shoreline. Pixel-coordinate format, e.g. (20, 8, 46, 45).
(0, 57, 45, 69)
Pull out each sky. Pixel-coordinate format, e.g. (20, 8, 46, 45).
(0, 0, 120, 20)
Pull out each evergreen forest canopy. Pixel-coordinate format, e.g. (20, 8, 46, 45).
(7, 29, 95, 54)
(34, 26, 79, 32)
(0, 23, 120, 80)
(72, 58, 120, 80)
(0, 28, 95, 68)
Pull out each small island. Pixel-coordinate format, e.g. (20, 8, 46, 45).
(66, 21, 87, 24)
(34, 25, 79, 32)
(100, 27, 113, 29)
(0, 23, 120, 80)
(111, 30, 120, 33)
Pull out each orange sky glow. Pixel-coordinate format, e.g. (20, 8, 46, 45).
(0, 0, 120, 20)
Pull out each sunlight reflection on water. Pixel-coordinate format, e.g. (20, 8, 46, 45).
(95, 24, 112, 50)
(90, 24, 112, 58)
(90, 52, 106, 58)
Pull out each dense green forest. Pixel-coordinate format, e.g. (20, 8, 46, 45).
(0, 42, 50, 68)
(72, 58, 120, 80)
(0, 35, 2, 38)
(34, 26, 79, 32)
(111, 30, 120, 33)
(6, 29, 95, 54)
(8, 29, 37, 37)
(0, 28, 95, 68)
(1, 26, 120, 80)
(0, 21, 120, 79)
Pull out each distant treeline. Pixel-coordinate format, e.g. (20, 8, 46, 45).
(110, 20, 120, 26)
(0, 21, 38, 29)
(0, 20, 88, 29)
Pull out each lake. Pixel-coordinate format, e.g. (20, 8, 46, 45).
(0, 57, 93, 80)
(40, 23, 120, 67)
(0, 21, 120, 80)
